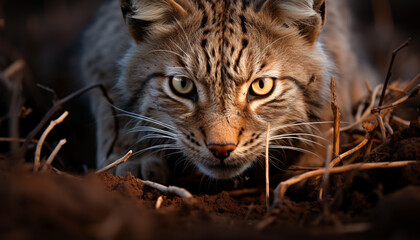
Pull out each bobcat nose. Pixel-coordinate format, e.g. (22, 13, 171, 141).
(207, 143, 237, 161)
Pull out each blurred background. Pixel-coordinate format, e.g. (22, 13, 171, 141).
(0, 0, 419, 172)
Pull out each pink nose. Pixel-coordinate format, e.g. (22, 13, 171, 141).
(207, 144, 237, 160)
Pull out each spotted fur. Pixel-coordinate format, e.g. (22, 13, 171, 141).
(80, 0, 376, 182)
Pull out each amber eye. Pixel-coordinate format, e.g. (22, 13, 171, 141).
(250, 77, 275, 96)
(170, 76, 195, 96)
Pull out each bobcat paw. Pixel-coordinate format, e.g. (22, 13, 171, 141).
(115, 160, 142, 177)
(140, 155, 169, 184)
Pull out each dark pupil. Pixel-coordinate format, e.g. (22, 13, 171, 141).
(181, 78, 188, 88)
(258, 79, 264, 89)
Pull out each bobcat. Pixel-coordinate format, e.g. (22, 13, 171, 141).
(80, 0, 376, 183)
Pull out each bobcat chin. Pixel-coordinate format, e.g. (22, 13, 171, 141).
(80, 0, 376, 183)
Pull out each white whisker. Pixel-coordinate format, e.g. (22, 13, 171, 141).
(271, 121, 334, 132)
(269, 145, 322, 159)
(132, 144, 179, 157)
(138, 134, 177, 142)
(270, 132, 329, 142)
(271, 136, 327, 149)
(113, 106, 178, 132)
(128, 126, 178, 137)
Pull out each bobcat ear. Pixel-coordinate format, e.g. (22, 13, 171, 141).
(120, 0, 188, 43)
(261, 0, 326, 44)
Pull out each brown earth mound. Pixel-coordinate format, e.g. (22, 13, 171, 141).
(1, 122, 419, 240)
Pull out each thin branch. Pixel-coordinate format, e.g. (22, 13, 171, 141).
(372, 84, 420, 113)
(386, 86, 405, 94)
(272, 160, 418, 209)
(265, 122, 271, 211)
(141, 180, 193, 199)
(34, 111, 69, 172)
(3, 59, 25, 79)
(392, 116, 410, 127)
(287, 166, 320, 171)
(402, 73, 420, 93)
(331, 134, 370, 167)
(37, 84, 58, 102)
(40, 139, 67, 173)
(341, 85, 382, 132)
(19, 83, 119, 161)
(378, 38, 410, 107)
(96, 150, 132, 174)
(0, 137, 37, 143)
(376, 113, 387, 141)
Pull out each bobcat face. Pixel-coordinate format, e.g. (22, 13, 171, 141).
(118, 0, 330, 179)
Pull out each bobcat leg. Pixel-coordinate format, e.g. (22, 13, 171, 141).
(114, 153, 169, 184)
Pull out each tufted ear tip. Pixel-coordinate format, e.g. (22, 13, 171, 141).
(168, 0, 187, 17)
(120, 0, 188, 43)
(261, 0, 327, 44)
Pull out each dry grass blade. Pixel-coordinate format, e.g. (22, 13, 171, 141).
(142, 180, 193, 199)
(272, 160, 418, 208)
(155, 196, 164, 210)
(40, 139, 67, 173)
(34, 111, 69, 172)
(330, 76, 340, 159)
(96, 150, 133, 174)
(265, 122, 270, 211)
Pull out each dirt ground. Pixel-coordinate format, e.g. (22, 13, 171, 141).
(0, 121, 419, 239)
(1, 0, 420, 239)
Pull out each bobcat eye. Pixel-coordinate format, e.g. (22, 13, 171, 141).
(250, 77, 275, 96)
(170, 76, 195, 96)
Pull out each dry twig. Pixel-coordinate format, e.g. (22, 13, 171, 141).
(378, 38, 410, 107)
(34, 111, 69, 172)
(142, 180, 193, 199)
(265, 122, 270, 211)
(330, 134, 370, 167)
(96, 150, 133, 174)
(340, 85, 382, 132)
(40, 139, 67, 173)
(155, 196, 164, 210)
(330, 76, 340, 158)
(272, 160, 418, 208)
(19, 83, 119, 161)
(3, 59, 25, 79)
(403, 73, 420, 93)
(372, 84, 420, 112)
(392, 116, 410, 127)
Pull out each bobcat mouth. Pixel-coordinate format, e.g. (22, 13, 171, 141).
(197, 162, 251, 180)
(207, 163, 242, 171)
